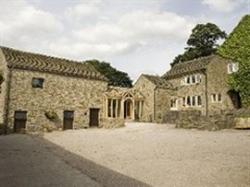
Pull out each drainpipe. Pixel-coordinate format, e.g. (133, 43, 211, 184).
(205, 71, 209, 116)
(3, 66, 12, 134)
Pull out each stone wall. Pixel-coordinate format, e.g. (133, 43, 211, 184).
(101, 118, 125, 128)
(163, 110, 235, 130)
(167, 71, 207, 115)
(134, 75, 155, 122)
(206, 56, 236, 115)
(0, 50, 8, 124)
(7, 69, 108, 131)
(154, 88, 174, 123)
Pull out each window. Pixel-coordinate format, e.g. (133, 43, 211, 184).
(170, 99, 178, 110)
(183, 74, 202, 85)
(183, 95, 202, 107)
(211, 93, 222, 103)
(32, 78, 44, 88)
(107, 99, 121, 118)
(228, 63, 239, 74)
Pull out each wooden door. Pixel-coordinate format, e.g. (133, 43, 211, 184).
(89, 108, 99, 127)
(63, 111, 74, 130)
(14, 111, 27, 133)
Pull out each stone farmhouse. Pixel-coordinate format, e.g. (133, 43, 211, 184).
(0, 46, 240, 132)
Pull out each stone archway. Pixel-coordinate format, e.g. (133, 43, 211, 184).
(124, 99, 133, 119)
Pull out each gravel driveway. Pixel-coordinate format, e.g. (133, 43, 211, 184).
(44, 123, 250, 187)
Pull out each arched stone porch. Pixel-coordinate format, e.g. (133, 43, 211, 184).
(104, 87, 144, 121)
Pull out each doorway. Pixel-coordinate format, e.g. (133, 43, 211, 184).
(228, 90, 242, 109)
(124, 99, 133, 119)
(63, 111, 74, 130)
(14, 111, 27, 133)
(89, 108, 99, 127)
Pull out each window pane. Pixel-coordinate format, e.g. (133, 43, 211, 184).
(198, 96, 202, 106)
(192, 96, 196, 106)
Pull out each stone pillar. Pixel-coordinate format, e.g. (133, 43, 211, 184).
(139, 100, 142, 120)
(105, 98, 108, 117)
(132, 100, 135, 120)
(121, 99, 124, 119)
(115, 99, 118, 118)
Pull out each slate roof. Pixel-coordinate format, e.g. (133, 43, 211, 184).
(0, 46, 107, 81)
(142, 74, 174, 89)
(162, 55, 216, 79)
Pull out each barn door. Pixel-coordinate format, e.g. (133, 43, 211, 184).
(89, 108, 99, 127)
(14, 111, 27, 133)
(63, 111, 74, 130)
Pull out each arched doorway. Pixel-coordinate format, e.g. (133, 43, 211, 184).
(124, 99, 133, 119)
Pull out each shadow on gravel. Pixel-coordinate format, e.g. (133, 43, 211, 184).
(34, 135, 150, 187)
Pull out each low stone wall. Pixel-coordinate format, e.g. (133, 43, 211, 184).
(234, 108, 250, 129)
(101, 118, 125, 128)
(163, 110, 236, 131)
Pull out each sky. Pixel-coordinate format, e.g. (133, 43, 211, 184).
(0, 0, 249, 81)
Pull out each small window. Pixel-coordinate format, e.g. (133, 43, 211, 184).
(170, 98, 178, 110)
(32, 78, 44, 88)
(228, 63, 239, 74)
(211, 93, 222, 103)
(218, 94, 222, 102)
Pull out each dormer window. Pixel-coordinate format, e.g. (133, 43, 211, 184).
(228, 63, 239, 74)
(32, 78, 44, 88)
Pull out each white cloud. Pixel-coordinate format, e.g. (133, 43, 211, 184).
(65, 0, 103, 21)
(202, 0, 246, 12)
(49, 10, 194, 59)
(0, 0, 63, 49)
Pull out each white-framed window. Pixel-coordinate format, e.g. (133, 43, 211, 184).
(211, 93, 222, 103)
(170, 98, 178, 110)
(182, 74, 202, 85)
(183, 95, 202, 107)
(227, 63, 239, 74)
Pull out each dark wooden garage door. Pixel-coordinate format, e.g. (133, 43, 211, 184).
(89, 108, 99, 127)
(63, 111, 74, 130)
(14, 111, 27, 133)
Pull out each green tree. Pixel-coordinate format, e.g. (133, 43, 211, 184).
(85, 60, 133, 88)
(171, 23, 227, 67)
(218, 15, 250, 107)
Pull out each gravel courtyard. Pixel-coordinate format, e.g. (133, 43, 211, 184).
(43, 123, 250, 187)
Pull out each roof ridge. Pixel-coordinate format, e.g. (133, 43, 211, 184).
(174, 54, 216, 67)
(0, 46, 107, 81)
(0, 46, 85, 66)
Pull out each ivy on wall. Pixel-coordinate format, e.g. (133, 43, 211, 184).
(218, 15, 250, 107)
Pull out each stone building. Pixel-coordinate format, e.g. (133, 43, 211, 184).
(0, 46, 242, 132)
(0, 47, 111, 132)
(162, 55, 241, 116)
(133, 74, 174, 123)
